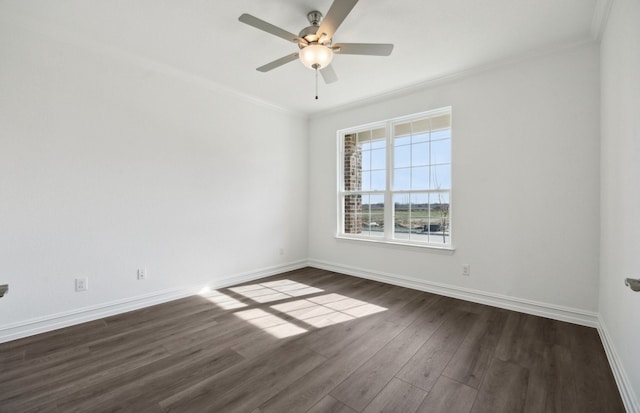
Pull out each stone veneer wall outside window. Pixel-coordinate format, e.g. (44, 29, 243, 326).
(343, 134, 362, 234)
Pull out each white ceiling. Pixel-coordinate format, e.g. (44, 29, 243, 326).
(1, 0, 604, 116)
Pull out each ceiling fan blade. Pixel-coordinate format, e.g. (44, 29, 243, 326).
(320, 65, 338, 84)
(256, 52, 300, 72)
(316, 0, 359, 40)
(239, 14, 308, 45)
(333, 43, 394, 56)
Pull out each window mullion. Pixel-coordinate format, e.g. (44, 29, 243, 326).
(384, 121, 393, 240)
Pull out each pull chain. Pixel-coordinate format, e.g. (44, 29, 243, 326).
(315, 65, 319, 100)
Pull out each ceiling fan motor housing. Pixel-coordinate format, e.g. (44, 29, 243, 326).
(298, 11, 331, 47)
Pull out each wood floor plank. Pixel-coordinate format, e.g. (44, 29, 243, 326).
(55, 346, 245, 413)
(442, 307, 508, 389)
(258, 319, 407, 413)
(0, 268, 625, 412)
(22, 403, 59, 413)
(1, 319, 108, 361)
(395, 310, 477, 392)
(564, 323, 625, 412)
(494, 312, 548, 369)
(416, 376, 477, 413)
(330, 296, 450, 411)
(0, 348, 24, 366)
(309, 395, 358, 413)
(300, 283, 427, 360)
(158, 341, 326, 413)
(0, 316, 218, 396)
(362, 378, 427, 413)
(524, 344, 578, 413)
(0, 346, 92, 386)
(386, 290, 442, 327)
(103, 295, 219, 329)
(2, 345, 170, 412)
(471, 358, 529, 413)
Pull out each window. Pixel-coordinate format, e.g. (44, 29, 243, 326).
(338, 108, 452, 248)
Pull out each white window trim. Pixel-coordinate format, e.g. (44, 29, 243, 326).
(336, 107, 454, 252)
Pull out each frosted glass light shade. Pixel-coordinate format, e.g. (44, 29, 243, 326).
(299, 44, 334, 69)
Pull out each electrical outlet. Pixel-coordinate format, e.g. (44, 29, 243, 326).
(75, 277, 88, 292)
(462, 264, 471, 276)
(137, 268, 147, 280)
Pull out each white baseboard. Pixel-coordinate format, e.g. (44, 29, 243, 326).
(308, 259, 599, 327)
(0, 260, 307, 344)
(598, 316, 640, 413)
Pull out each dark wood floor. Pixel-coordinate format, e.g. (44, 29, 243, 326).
(0, 267, 624, 413)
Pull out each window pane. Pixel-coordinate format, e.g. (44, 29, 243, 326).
(394, 122, 412, 137)
(361, 150, 371, 170)
(409, 193, 429, 241)
(369, 215, 384, 237)
(371, 170, 386, 190)
(431, 128, 451, 140)
(344, 195, 363, 234)
(371, 127, 386, 140)
(362, 171, 370, 191)
(393, 193, 431, 240)
(412, 132, 429, 144)
(393, 194, 410, 240)
(411, 142, 429, 166)
(344, 194, 385, 238)
(431, 114, 451, 131)
(429, 192, 450, 244)
(394, 168, 410, 190)
(394, 136, 411, 146)
(370, 139, 385, 150)
(369, 193, 385, 237)
(357, 130, 371, 142)
(371, 148, 385, 170)
(411, 193, 429, 220)
(394, 145, 410, 168)
(369, 193, 384, 208)
(431, 139, 450, 165)
(411, 166, 429, 189)
(430, 165, 451, 189)
(362, 202, 372, 234)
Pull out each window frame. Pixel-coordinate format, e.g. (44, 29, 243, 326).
(336, 107, 454, 252)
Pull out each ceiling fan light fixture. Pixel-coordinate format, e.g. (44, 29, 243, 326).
(299, 44, 334, 69)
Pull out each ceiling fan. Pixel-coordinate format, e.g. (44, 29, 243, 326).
(238, 0, 393, 97)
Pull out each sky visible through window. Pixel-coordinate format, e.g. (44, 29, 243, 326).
(360, 128, 451, 192)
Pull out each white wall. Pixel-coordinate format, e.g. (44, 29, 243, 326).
(308, 43, 601, 316)
(0, 18, 308, 335)
(600, 0, 640, 409)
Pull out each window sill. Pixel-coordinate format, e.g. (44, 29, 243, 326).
(335, 235, 456, 255)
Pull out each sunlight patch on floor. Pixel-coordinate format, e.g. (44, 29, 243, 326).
(228, 279, 324, 303)
(234, 308, 308, 338)
(271, 296, 386, 328)
(200, 290, 247, 310)
(202, 279, 387, 339)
